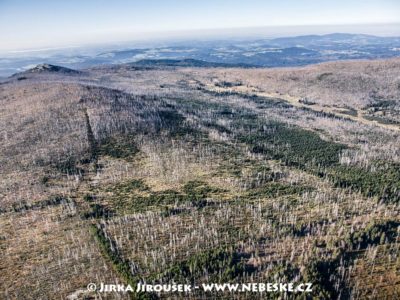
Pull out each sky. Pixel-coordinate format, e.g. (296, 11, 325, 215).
(1, 0, 400, 51)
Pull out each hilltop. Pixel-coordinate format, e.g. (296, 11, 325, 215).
(11, 63, 81, 78)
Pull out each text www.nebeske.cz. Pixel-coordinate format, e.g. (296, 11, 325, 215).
(93, 282, 313, 293)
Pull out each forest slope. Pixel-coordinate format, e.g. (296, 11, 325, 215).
(0, 58, 399, 299)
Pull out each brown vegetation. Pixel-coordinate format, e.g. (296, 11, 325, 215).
(0, 58, 399, 299)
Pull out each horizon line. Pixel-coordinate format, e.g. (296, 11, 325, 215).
(2, 22, 400, 54)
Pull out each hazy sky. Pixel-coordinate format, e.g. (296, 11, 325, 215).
(1, 0, 400, 51)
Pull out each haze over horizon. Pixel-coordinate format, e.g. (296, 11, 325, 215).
(1, 0, 400, 52)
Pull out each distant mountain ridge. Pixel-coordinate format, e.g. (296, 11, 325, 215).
(268, 33, 400, 47)
(1, 33, 400, 76)
(131, 58, 256, 68)
(7, 59, 255, 79)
